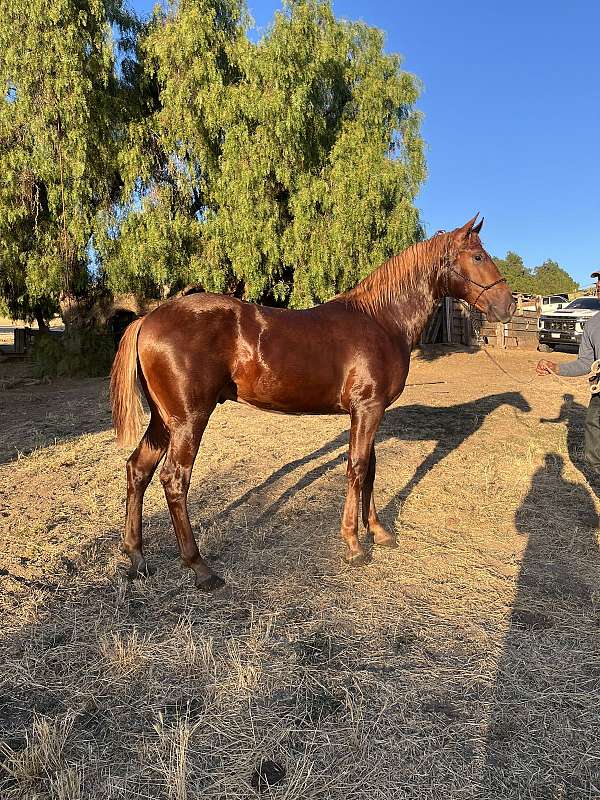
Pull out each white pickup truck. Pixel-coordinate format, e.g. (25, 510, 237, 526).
(538, 297, 600, 352)
(540, 294, 569, 313)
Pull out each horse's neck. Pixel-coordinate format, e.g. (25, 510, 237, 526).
(370, 274, 445, 348)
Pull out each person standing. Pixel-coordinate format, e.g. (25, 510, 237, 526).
(537, 270, 600, 471)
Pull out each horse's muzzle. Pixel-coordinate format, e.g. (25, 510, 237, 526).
(487, 299, 516, 324)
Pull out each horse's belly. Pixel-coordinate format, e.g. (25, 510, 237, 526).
(235, 398, 302, 416)
(234, 377, 345, 415)
(235, 390, 345, 415)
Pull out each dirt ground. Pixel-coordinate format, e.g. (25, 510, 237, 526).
(0, 346, 599, 799)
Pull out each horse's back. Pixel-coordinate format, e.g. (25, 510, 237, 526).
(136, 292, 407, 416)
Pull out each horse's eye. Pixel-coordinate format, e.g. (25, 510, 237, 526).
(473, 254, 483, 262)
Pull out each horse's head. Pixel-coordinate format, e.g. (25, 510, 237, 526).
(447, 215, 515, 323)
(500, 390, 532, 414)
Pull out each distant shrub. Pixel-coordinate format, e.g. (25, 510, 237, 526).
(32, 330, 115, 378)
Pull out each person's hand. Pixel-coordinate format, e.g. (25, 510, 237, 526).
(536, 359, 558, 376)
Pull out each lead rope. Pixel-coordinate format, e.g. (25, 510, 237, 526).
(469, 311, 577, 391)
(480, 339, 583, 393)
(480, 347, 536, 385)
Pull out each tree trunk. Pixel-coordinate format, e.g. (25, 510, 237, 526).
(34, 309, 49, 332)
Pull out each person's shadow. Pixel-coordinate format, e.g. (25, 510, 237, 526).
(216, 391, 532, 534)
(540, 392, 600, 497)
(484, 453, 600, 795)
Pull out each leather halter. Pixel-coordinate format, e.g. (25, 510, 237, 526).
(447, 265, 508, 307)
(434, 230, 508, 307)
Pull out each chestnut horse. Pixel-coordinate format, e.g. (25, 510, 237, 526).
(110, 214, 514, 590)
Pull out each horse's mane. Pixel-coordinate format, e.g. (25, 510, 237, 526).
(342, 231, 457, 317)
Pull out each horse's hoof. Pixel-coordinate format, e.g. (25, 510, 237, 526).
(195, 573, 226, 592)
(127, 561, 156, 579)
(343, 550, 368, 567)
(374, 533, 398, 548)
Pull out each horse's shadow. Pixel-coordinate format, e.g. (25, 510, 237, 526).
(217, 391, 532, 532)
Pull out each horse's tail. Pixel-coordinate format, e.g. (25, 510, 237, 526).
(110, 317, 146, 448)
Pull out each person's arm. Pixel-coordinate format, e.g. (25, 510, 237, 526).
(536, 322, 595, 377)
(557, 324, 595, 376)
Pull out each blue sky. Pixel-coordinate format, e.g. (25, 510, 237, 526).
(130, 0, 600, 287)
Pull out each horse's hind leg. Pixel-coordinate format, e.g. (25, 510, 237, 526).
(362, 446, 397, 548)
(160, 410, 225, 592)
(124, 414, 169, 578)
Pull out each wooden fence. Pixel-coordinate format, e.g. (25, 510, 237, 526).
(421, 299, 541, 350)
(12, 328, 36, 355)
(1, 327, 62, 357)
(475, 309, 540, 349)
(420, 298, 472, 345)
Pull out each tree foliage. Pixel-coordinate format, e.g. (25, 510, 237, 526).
(95, 0, 246, 300)
(0, 0, 138, 324)
(75, 0, 428, 308)
(533, 259, 578, 295)
(0, 0, 583, 324)
(0, 0, 429, 317)
(496, 252, 578, 296)
(495, 252, 534, 294)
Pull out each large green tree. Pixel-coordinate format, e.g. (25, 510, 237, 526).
(495, 251, 578, 295)
(95, 0, 246, 300)
(495, 251, 535, 294)
(0, 0, 137, 325)
(100, 0, 426, 306)
(533, 259, 578, 295)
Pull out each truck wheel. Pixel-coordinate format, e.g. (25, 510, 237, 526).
(537, 343, 555, 353)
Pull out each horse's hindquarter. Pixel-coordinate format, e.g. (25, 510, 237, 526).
(136, 293, 240, 419)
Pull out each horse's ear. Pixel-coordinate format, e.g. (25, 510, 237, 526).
(472, 217, 484, 234)
(453, 213, 480, 243)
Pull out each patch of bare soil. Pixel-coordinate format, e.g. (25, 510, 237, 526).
(0, 346, 598, 799)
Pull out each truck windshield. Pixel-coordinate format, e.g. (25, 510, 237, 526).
(564, 298, 600, 310)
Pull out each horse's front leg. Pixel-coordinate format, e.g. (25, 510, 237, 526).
(362, 446, 397, 547)
(341, 406, 384, 566)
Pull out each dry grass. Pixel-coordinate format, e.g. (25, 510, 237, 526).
(1, 346, 599, 799)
